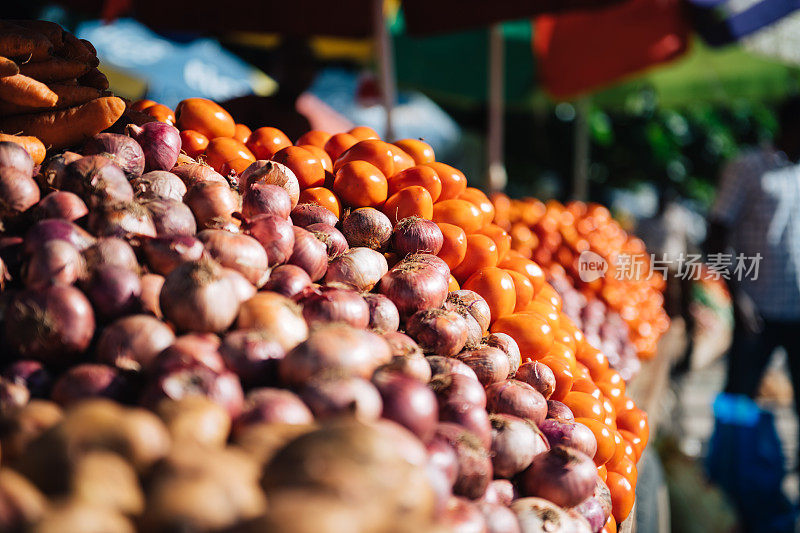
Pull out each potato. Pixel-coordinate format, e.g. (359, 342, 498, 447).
(0, 400, 62, 463)
(233, 422, 316, 466)
(155, 396, 231, 448)
(233, 489, 367, 533)
(0, 468, 48, 531)
(29, 500, 134, 533)
(70, 452, 144, 516)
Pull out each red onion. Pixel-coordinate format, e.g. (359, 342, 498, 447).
(445, 304, 483, 349)
(341, 207, 392, 251)
(426, 356, 479, 382)
(300, 376, 382, 422)
(483, 480, 516, 506)
(483, 332, 521, 378)
(84, 265, 141, 320)
(378, 258, 449, 319)
(2, 360, 52, 398)
(538, 419, 597, 459)
(405, 253, 450, 278)
(184, 181, 240, 229)
(360, 293, 399, 332)
(50, 364, 129, 406)
(88, 201, 157, 238)
(233, 388, 314, 434)
(171, 161, 227, 188)
(307, 223, 348, 259)
(477, 502, 522, 533)
(126, 122, 181, 172)
(5, 285, 95, 364)
(40, 151, 81, 190)
(485, 379, 547, 426)
(372, 372, 438, 441)
(489, 413, 549, 478)
(160, 257, 242, 333)
(439, 401, 492, 449)
(324, 247, 388, 292)
(63, 155, 134, 208)
(383, 331, 422, 358)
(34, 191, 87, 222)
(454, 347, 510, 386)
(298, 286, 370, 328)
(520, 446, 598, 507)
(427, 436, 459, 489)
(223, 268, 256, 305)
(441, 497, 488, 533)
(290, 203, 338, 228)
(96, 314, 176, 372)
(516, 361, 556, 400)
(0, 377, 30, 411)
(240, 160, 299, 208)
(375, 354, 431, 383)
(279, 323, 391, 387)
(236, 292, 309, 351)
(407, 308, 468, 357)
(142, 235, 204, 275)
(262, 264, 311, 298)
(242, 182, 292, 219)
(430, 372, 486, 409)
(139, 273, 164, 318)
(141, 365, 244, 418)
(24, 240, 85, 289)
(288, 226, 327, 281)
(432, 423, 492, 500)
(241, 214, 294, 266)
(220, 329, 285, 386)
(547, 400, 575, 421)
(143, 199, 197, 236)
(511, 497, 580, 532)
(574, 484, 611, 533)
(84, 237, 139, 273)
(198, 229, 269, 286)
(445, 290, 491, 334)
(150, 333, 225, 374)
(82, 132, 145, 179)
(0, 143, 38, 218)
(24, 219, 95, 255)
(131, 171, 187, 202)
(392, 216, 443, 256)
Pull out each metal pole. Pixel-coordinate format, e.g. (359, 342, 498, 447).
(374, 0, 396, 140)
(487, 23, 507, 192)
(572, 96, 591, 201)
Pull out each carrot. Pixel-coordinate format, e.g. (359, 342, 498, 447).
(8, 20, 64, 49)
(78, 68, 109, 91)
(0, 133, 46, 164)
(19, 57, 91, 82)
(0, 84, 101, 115)
(0, 56, 19, 77)
(0, 27, 52, 61)
(0, 96, 125, 149)
(57, 32, 97, 66)
(0, 74, 57, 107)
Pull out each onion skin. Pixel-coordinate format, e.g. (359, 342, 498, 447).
(138, 273, 164, 318)
(40, 150, 82, 190)
(236, 292, 309, 352)
(538, 419, 597, 459)
(142, 235, 204, 275)
(430, 372, 486, 409)
(489, 413, 549, 478)
(142, 365, 244, 418)
(426, 356, 479, 382)
(512, 497, 579, 533)
(378, 257, 449, 319)
(298, 286, 370, 328)
(84, 265, 142, 321)
(5, 285, 95, 364)
(483, 332, 521, 378)
(485, 379, 547, 426)
(64, 155, 135, 209)
(144, 199, 197, 237)
(427, 437, 459, 489)
(483, 479, 516, 506)
(126, 122, 181, 172)
(547, 400, 575, 421)
(325, 247, 388, 293)
(233, 388, 314, 434)
(288, 226, 328, 281)
(383, 331, 423, 358)
(300, 376, 383, 422)
(307, 223, 348, 260)
(88, 201, 158, 238)
(171, 161, 227, 188)
(279, 324, 391, 387)
(515, 361, 556, 400)
(184, 181, 240, 230)
(221, 329, 286, 386)
(373, 372, 438, 442)
(131, 171, 187, 201)
(242, 182, 292, 220)
(392, 216, 443, 256)
(50, 364, 129, 406)
(574, 493, 610, 533)
(223, 268, 257, 305)
(160, 257, 241, 333)
(82, 132, 145, 179)
(362, 293, 400, 332)
(150, 333, 225, 375)
(406, 308, 468, 357)
(445, 290, 491, 334)
(341, 207, 392, 251)
(24, 240, 85, 289)
(520, 446, 598, 508)
(96, 314, 176, 372)
(34, 191, 88, 222)
(290, 203, 338, 228)
(432, 423, 492, 500)
(240, 160, 300, 208)
(477, 501, 522, 533)
(454, 346, 510, 387)
(439, 401, 492, 449)
(84, 237, 139, 273)
(263, 265, 311, 298)
(242, 214, 294, 266)
(198, 229, 269, 287)
(375, 354, 431, 383)
(2, 359, 52, 397)
(24, 219, 96, 255)
(0, 378, 30, 412)
(441, 497, 488, 533)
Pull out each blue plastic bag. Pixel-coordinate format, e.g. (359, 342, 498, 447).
(706, 393, 796, 532)
(688, 0, 800, 46)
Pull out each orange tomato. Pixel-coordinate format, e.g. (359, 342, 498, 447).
(299, 144, 333, 172)
(233, 123, 251, 143)
(606, 471, 635, 522)
(221, 157, 254, 176)
(432, 199, 483, 234)
(608, 430, 636, 469)
(597, 464, 608, 483)
(459, 187, 495, 228)
(553, 328, 577, 355)
(574, 362, 592, 381)
(448, 275, 460, 292)
(463, 267, 516, 322)
(175, 98, 234, 138)
(296, 130, 332, 148)
(272, 146, 326, 189)
(246, 127, 292, 160)
(476, 224, 511, 262)
(575, 418, 615, 466)
(179, 130, 209, 159)
(616, 407, 649, 445)
(389, 145, 415, 173)
(523, 300, 559, 326)
(619, 430, 644, 462)
(537, 354, 573, 401)
(601, 396, 617, 428)
(610, 454, 637, 488)
(510, 223, 536, 252)
(348, 125, 380, 140)
(324, 133, 358, 161)
(570, 378, 601, 399)
(426, 162, 467, 201)
(204, 137, 255, 173)
(563, 391, 604, 420)
(298, 187, 342, 219)
(130, 99, 157, 112)
(334, 139, 395, 177)
(498, 254, 546, 292)
(577, 344, 611, 382)
(383, 186, 434, 223)
(332, 161, 388, 208)
(536, 283, 562, 310)
(506, 270, 533, 312)
(437, 223, 467, 270)
(393, 139, 435, 164)
(451, 234, 498, 282)
(597, 380, 626, 409)
(388, 165, 442, 201)
(601, 515, 617, 533)
(493, 314, 556, 363)
(144, 103, 176, 125)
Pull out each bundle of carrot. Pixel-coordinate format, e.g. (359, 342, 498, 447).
(0, 19, 125, 156)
